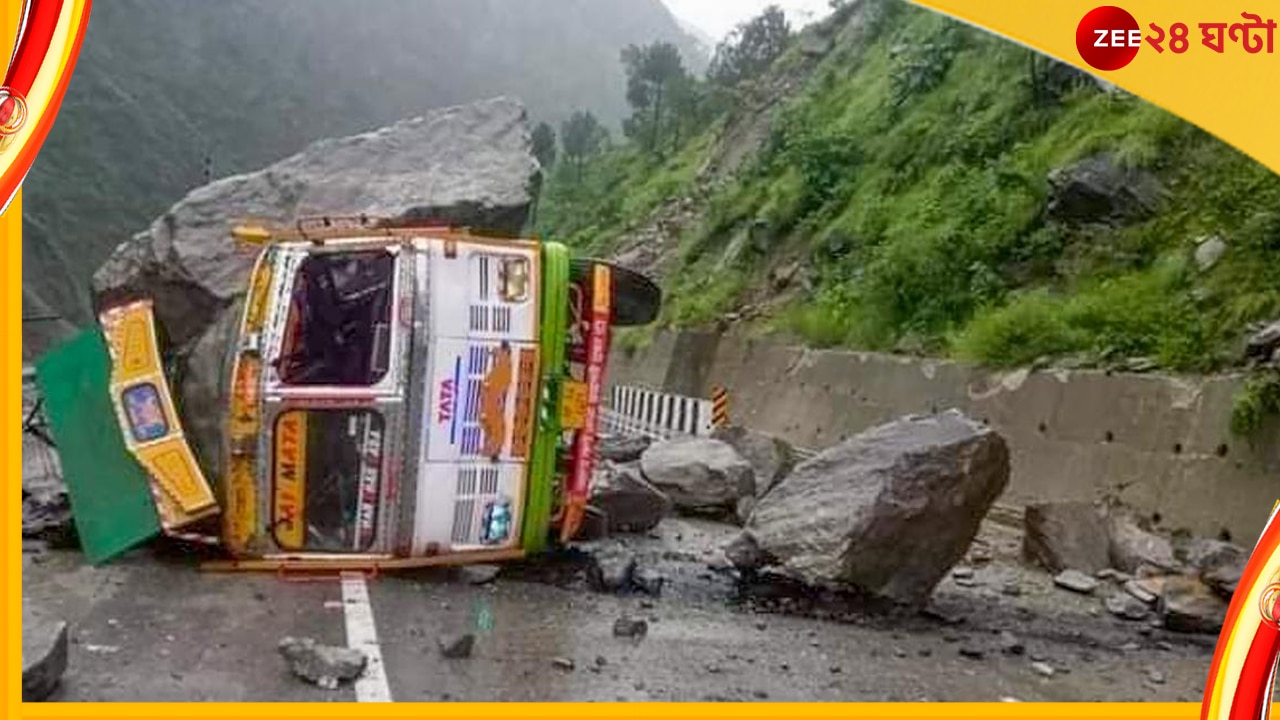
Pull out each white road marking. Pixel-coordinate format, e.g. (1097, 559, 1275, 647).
(340, 572, 393, 702)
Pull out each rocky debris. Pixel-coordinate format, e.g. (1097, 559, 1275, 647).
(1244, 320, 1280, 363)
(958, 645, 985, 660)
(458, 564, 501, 585)
(1124, 580, 1158, 605)
(1031, 661, 1056, 678)
(278, 636, 367, 690)
(22, 485, 77, 549)
(1046, 153, 1164, 227)
(1096, 568, 1132, 583)
(1053, 569, 1099, 595)
(589, 462, 672, 534)
(586, 549, 637, 593)
(597, 434, 652, 464)
(437, 633, 475, 659)
(639, 437, 755, 516)
(612, 616, 649, 639)
(22, 601, 68, 701)
(1108, 513, 1180, 574)
(1105, 592, 1151, 621)
(735, 496, 757, 525)
(552, 657, 576, 671)
(92, 97, 540, 469)
(1202, 558, 1247, 599)
(1022, 501, 1111, 574)
(1158, 576, 1229, 634)
(1194, 236, 1227, 271)
(728, 410, 1009, 607)
(710, 425, 797, 498)
(633, 566, 665, 596)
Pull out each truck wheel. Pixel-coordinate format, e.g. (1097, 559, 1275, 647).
(570, 259, 661, 327)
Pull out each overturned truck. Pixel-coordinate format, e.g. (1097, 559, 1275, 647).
(31, 98, 662, 571)
(37, 218, 660, 571)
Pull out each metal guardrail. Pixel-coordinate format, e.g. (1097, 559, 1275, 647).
(602, 385, 718, 439)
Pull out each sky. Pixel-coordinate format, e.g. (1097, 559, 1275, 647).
(662, 0, 834, 44)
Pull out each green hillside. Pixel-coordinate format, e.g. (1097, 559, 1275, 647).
(536, 0, 1280, 383)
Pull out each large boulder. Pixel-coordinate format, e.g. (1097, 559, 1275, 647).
(711, 425, 797, 498)
(596, 434, 652, 464)
(588, 461, 672, 534)
(91, 97, 540, 467)
(1022, 501, 1111, 574)
(639, 437, 754, 516)
(1157, 575, 1229, 634)
(728, 410, 1009, 607)
(1046, 153, 1164, 226)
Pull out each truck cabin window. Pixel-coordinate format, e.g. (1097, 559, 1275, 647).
(277, 250, 394, 386)
(272, 409, 384, 552)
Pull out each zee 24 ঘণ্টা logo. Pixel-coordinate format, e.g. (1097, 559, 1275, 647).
(1076, 6, 1277, 71)
(1200, 502, 1280, 720)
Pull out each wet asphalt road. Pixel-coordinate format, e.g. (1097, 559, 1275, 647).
(22, 517, 1219, 703)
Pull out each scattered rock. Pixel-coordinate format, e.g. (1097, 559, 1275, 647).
(589, 462, 672, 534)
(1096, 568, 1132, 583)
(92, 97, 541, 470)
(1046, 153, 1164, 227)
(711, 425, 797, 498)
(959, 646, 985, 660)
(999, 631, 1025, 656)
(1018, 499, 1111, 571)
(437, 633, 475, 659)
(729, 410, 1009, 607)
(1000, 581, 1022, 597)
(551, 657, 576, 671)
(1031, 662, 1056, 678)
(1109, 514, 1180, 574)
(952, 567, 975, 579)
(458, 564, 500, 585)
(586, 550, 637, 593)
(1194, 236, 1227, 271)
(1159, 576, 1229, 634)
(639, 437, 755, 515)
(1053, 569, 1100, 595)
(612, 616, 649, 639)
(1105, 592, 1151, 621)
(597, 434, 652, 464)
(21, 485, 77, 549)
(22, 602, 68, 701)
(278, 637, 367, 690)
(1146, 668, 1167, 685)
(633, 566, 665, 596)
(724, 532, 773, 571)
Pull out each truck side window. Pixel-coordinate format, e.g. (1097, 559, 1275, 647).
(277, 250, 394, 386)
(272, 409, 384, 552)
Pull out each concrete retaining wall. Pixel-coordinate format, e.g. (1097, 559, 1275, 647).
(607, 330, 1280, 542)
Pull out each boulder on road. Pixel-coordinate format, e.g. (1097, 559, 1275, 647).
(1022, 501, 1111, 574)
(711, 425, 797, 498)
(22, 601, 68, 702)
(278, 636, 367, 690)
(728, 410, 1009, 607)
(92, 97, 541, 469)
(639, 437, 754, 516)
(1157, 576, 1229, 634)
(589, 461, 672, 534)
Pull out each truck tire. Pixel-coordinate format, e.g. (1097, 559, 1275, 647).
(570, 258, 661, 327)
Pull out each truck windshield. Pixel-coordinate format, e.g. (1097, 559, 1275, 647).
(277, 250, 394, 386)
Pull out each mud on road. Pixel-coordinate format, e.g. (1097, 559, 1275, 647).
(22, 516, 1215, 703)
